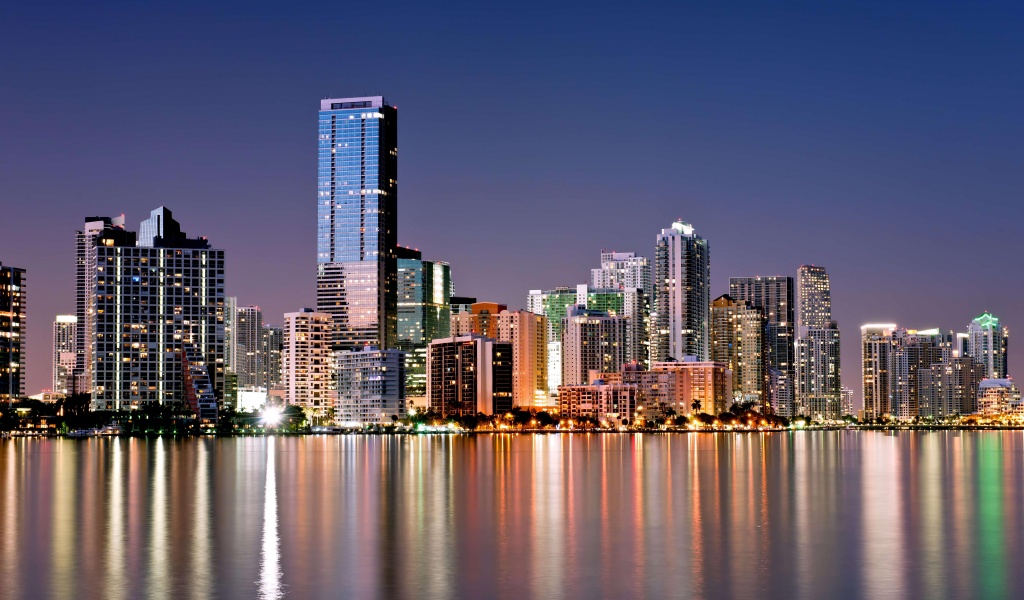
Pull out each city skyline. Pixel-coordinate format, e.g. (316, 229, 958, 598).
(3, 2, 1024, 409)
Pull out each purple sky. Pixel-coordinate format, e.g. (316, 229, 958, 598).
(3, 1, 1023, 407)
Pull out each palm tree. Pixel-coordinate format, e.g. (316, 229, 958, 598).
(690, 399, 702, 414)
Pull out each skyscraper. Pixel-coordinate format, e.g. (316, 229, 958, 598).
(730, 276, 795, 416)
(283, 309, 335, 421)
(316, 96, 398, 350)
(591, 251, 652, 298)
(233, 306, 264, 389)
(965, 312, 1009, 379)
(261, 325, 283, 389)
(561, 306, 628, 387)
(336, 346, 405, 425)
(710, 294, 766, 406)
(52, 315, 77, 396)
(794, 265, 842, 419)
(89, 210, 225, 410)
(427, 335, 513, 416)
(396, 247, 452, 401)
(861, 324, 896, 420)
(76, 215, 125, 392)
(528, 287, 580, 395)
(0, 263, 26, 403)
(796, 265, 832, 333)
(918, 357, 987, 418)
(653, 221, 710, 362)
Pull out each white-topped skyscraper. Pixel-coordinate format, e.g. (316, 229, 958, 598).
(964, 312, 1008, 379)
(316, 96, 399, 350)
(591, 251, 652, 298)
(652, 221, 710, 362)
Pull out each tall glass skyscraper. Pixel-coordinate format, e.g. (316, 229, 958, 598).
(396, 247, 452, 400)
(652, 221, 710, 362)
(316, 96, 398, 350)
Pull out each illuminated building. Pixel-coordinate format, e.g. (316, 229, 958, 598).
(283, 309, 335, 421)
(336, 345, 405, 424)
(557, 381, 638, 423)
(653, 220, 710, 362)
(396, 247, 451, 403)
(796, 326, 842, 420)
(52, 315, 77, 396)
(841, 387, 854, 416)
(976, 379, 1022, 416)
(561, 306, 627, 387)
(453, 306, 548, 407)
(426, 334, 513, 416)
(0, 262, 26, 403)
(316, 96, 398, 350)
(89, 208, 225, 410)
(450, 296, 477, 315)
(730, 275, 794, 416)
(76, 215, 125, 392)
(232, 306, 264, 389)
(591, 251, 652, 298)
(861, 325, 950, 420)
(796, 265, 832, 332)
(965, 312, 1009, 379)
(528, 286, 582, 395)
(650, 357, 732, 415)
(918, 357, 987, 418)
(710, 294, 766, 406)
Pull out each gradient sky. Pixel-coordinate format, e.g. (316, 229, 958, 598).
(3, 1, 1023, 407)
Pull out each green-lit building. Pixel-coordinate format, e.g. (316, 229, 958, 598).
(397, 247, 452, 402)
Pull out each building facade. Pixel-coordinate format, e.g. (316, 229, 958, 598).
(710, 294, 766, 406)
(396, 247, 452, 402)
(591, 251, 652, 298)
(89, 210, 225, 410)
(730, 276, 795, 416)
(52, 315, 77, 396)
(426, 335, 513, 416)
(283, 309, 335, 421)
(336, 346, 405, 425)
(796, 265, 832, 332)
(561, 307, 628, 387)
(316, 96, 399, 350)
(918, 357, 987, 418)
(976, 379, 1022, 416)
(653, 221, 710, 362)
(0, 262, 26, 403)
(795, 326, 842, 420)
(557, 382, 639, 423)
(965, 312, 1009, 379)
(528, 286, 582, 395)
(650, 357, 732, 415)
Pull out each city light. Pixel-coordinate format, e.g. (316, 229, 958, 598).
(261, 407, 283, 428)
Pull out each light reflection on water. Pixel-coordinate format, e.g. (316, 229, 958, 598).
(2, 432, 1024, 599)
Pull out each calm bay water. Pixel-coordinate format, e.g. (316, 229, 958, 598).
(1, 431, 1022, 599)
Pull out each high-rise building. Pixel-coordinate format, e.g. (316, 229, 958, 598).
(591, 251, 652, 298)
(861, 324, 896, 420)
(52, 315, 77, 396)
(89, 210, 225, 410)
(223, 296, 238, 374)
(561, 307, 628, 387)
(528, 287, 581, 395)
(860, 325, 949, 420)
(427, 334, 513, 416)
(336, 345, 405, 425)
(451, 302, 507, 340)
(918, 357, 987, 418)
(710, 294, 766, 406)
(965, 312, 1009, 379)
(730, 276, 795, 416)
(841, 387, 854, 417)
(76, 215, 126, 392)
(450, 296, 477, 315)
(233, 306, 264, 389)
(653, 221, 710, 362)
(396, 247, 452, 401)
(0, 263, 26, 403)
(317, 96, 399, 350)
(283, 309, 335, 421)
(584, 285, 650, 369)
(795, 326, 842, 420)
(261, 325, 283, 389)
(796, 265, 832, 333)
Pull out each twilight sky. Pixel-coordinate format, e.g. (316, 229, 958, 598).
(3, 1, 1023, 407)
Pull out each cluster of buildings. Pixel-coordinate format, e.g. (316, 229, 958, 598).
(0, 94, 1013, 427)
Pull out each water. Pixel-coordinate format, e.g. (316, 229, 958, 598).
(1, 431, 1022, 599)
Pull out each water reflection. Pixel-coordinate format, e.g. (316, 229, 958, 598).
(3, 432, 1024, 599)
(259, 437, 283, 599)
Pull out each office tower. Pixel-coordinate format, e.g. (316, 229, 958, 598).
(591, 251, 652, 297)
(396, 247, 452, 401)
(316, 96, 398, 350)
(795, 326, 842, 420)
(336, 346, 405, 424)
(710, 294, 766, 406)
(261, 325, 283, 389)
(224, 296, 238, 373)
(918, 357, 987, 418)
(584, 285, 650, 368)
(450, 296, 477, 315)
(861, 324, 895, 420)
(283, 309, 335, 421)
(841, 387, 854, 417)
(796, 265, 832, 333)
(0, 263, 26, 403)
(89, 210, 225, 410)
(561, 307, 628, 387)
(528, 287, 581, 395)
(76, 215, 125, 391)
(52, 315, 77, 396)
(452, 307, 548, 407)
(730, 276, 795, 416)
(965, 312, 1009, 379)
(976, 379, 1022, 416)
(232, 306, 264, 389)
(557, 381, 639, 422)
(653, 221, 710, 362)
(427, 334, 513, 416)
